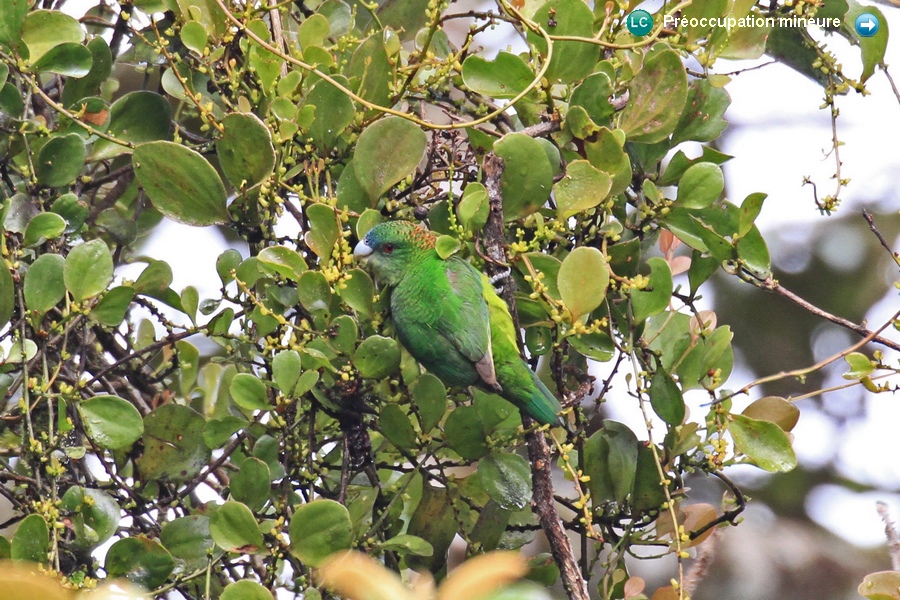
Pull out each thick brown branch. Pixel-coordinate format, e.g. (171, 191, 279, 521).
(481, 152, 589, 600)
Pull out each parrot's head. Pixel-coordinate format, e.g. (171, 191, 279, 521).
(353, 220, 436, 286)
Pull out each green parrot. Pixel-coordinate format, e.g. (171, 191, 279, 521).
(353, 220, 563, 426)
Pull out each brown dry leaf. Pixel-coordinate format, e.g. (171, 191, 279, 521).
(623, 575, 646, 599)
(650, 585, 680, 600)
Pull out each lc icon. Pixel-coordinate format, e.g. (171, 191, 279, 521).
(627, 10, 654, 36)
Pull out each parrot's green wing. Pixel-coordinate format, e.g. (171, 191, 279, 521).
(439, 258, 500, 390)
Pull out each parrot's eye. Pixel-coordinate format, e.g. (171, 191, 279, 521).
(383, 243, 395, 254)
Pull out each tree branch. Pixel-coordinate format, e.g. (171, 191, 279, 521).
(481, 152, 589, 600)
(757, 278, 900, 352)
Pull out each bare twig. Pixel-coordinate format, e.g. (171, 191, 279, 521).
(862, 210, 900, 270)
(756, 278, 900, 352)
(877, 501, 900, 571)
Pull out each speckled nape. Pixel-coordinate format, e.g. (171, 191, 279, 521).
(368, 221, 436, 251)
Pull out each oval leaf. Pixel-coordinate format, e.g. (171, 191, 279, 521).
(133, 140, 229, 226)
(558, 247, 609, 319)
(289, 499, 353, 566)
(64, 239, 113, 302)
(78, 395, 144, 449)
(729, 414, 797, 473)
(354, 116, 427, 202)
(478, 452, 532, 510)
(210, 500, 265, 553)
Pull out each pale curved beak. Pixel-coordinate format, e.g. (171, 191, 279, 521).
(353, 239, 373, 261)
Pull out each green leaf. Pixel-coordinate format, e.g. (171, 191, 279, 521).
(406, 483, 457, 572)
(336, 160, 372, 213)
(222, 581, 275, 600)
(736, 225, 771, 278)
(435, 235, 460, 259)
(843, 352, 875, 380)
(380, 534, 434, 557)
(35, 134, 86, 187)
(24, 254, 65, 315)
(631, 444, 667, 514)
(64, 239, 113, 302)
(444, 405, 488, 460)
(555, 160, 612, 219)
(21, 9, 84, 62)
(11, 514, 49, 564)
(583, 420, 639, 506)
(204, 416, 247, 448)
(217, 113, 276, 190)
(32, 42, 92, 77)
(161, 516, 215, 570)
(844, 2, 887, 83)
(571, 72, 615, 125)
(619, 49, 688, 143)
(61, 487, 120, 551)
(0, 82, 22, 117)
(478, 452, 532, 510)
(230, 373, 271, 411)
(136, 404, 211, 482)
(231, 457, 271, 511)
(354, 335, 401, 379)
(494, 133, 553, 221)
(354, 116, 427, 202)
(273, 350, 302, 396)
(676, 163, 724, 209)
(304, 203, 340, 261)
(24, 213, 66, 247)
(630, 257, 672, 322)
(210, 501, 265, 553)
(379, 404, 417, 450)
(289, 499, 353, 566)
(671, 79, 730, 145)
(729, 414, 797, 473)
(180, 20, 207, 54)
(62, 37, 113, 105)
(90, 91, 173, 160)
(78, 395, 144, 449)
(0, 0, 28, 51)
(649, 369, 685, 426)
(527, 0, 599, 84)
(297, 270, 332, 315)
(558, 246, 609, 319)
(338, 268, 375, 317)
(461, 51, 534, 99)
(457, 183, 489, 231)
(106, 537, 174, 589)
(308, 76, 355, 150)
(347, 34, 392, 106)
(738, 192, 767, 237)
(258, 246, 307, 281)
(133, 140, 229, 226)
(410, 374, 447, 432)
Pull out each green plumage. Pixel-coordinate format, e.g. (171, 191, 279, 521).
(353, 221, 562, 426)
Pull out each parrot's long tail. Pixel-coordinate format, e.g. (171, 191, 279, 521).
(521, 369, 564, 427)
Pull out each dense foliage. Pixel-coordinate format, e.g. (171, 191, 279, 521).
(0, 0, 895, 598)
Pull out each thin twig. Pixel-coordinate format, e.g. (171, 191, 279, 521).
(862, 210, 900, 270)
(877, 501, 900, 571)
(757, 278, 900, 352)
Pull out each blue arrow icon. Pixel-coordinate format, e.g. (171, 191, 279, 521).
(855, 13, 879, 37)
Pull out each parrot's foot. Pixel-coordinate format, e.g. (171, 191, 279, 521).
(489, 268, 512, 293)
